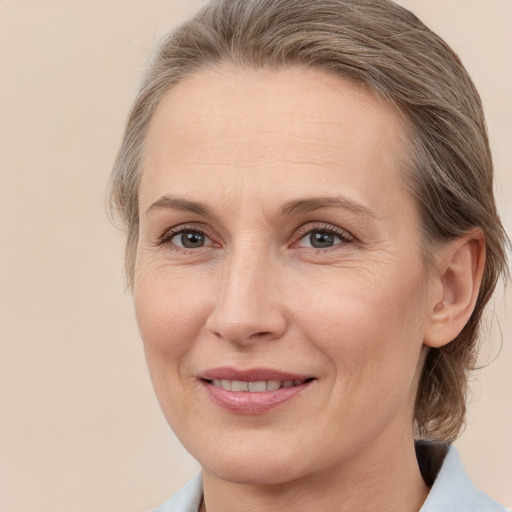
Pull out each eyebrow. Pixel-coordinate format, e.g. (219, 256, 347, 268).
(278, 197, 376, 218)
(145, 196, 213, 216)
(145, 195, 376, 219)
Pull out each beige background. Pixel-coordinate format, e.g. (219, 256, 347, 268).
(0, 1, 510, 511)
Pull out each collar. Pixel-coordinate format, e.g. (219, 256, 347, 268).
(418, 442, 506, 511)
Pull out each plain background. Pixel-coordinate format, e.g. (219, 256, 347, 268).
(0, 1, 510, 511)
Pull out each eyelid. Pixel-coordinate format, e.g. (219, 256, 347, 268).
(292, 222, 355, 247)
(158, 223, 218, 248)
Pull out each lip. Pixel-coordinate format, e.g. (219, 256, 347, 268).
(199, 367, 312, 382)
(198, 367, 316, 415)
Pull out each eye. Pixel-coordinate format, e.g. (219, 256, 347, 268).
(161, 228, 214, 249)
(300, 230, 341, 248)
(295, 225, 353, 249)
(173, 230, 207, 248)
(309, 231, 341, 248)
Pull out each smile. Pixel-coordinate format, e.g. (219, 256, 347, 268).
(209, 379, 308, 392)
(199, 369, 316, 414)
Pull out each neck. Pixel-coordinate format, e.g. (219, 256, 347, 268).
(200, 433, 429, 512)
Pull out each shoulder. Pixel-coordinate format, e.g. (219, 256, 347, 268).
(151, 473, 203, 512)
(419, 443, 508, 512)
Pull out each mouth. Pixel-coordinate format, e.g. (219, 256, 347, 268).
(198, 368, 316, 414)
(206, 378, 313, 392)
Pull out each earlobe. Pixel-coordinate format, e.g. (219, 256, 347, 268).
(424, 230, 486, 348)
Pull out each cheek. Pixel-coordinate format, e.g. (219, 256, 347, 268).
(133, 271, 212, 432)
(133, 266, 211, 386)
(294, 269, 429, 393)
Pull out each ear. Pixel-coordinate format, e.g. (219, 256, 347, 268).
(423, 230, 486, 348)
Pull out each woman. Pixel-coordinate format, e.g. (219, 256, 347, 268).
(108, 0, 509, 510)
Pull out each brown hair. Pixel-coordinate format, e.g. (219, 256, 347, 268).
(108, 0, 509, 441)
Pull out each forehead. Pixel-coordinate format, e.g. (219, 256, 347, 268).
(140, 65, 412, 216)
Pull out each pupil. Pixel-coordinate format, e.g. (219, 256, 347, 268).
(182, 231, 204, 248)
(310, 231, 334, 248)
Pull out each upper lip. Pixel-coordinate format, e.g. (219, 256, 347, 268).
(198, 367, 314, 382)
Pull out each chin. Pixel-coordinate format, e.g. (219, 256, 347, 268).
(188, 434, 315, 487)
(205, 459, 307, 487)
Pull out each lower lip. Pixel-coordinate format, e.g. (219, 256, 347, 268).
(201, 380, 313, 415)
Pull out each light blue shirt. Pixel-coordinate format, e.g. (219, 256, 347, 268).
(152, 446, 507, 512)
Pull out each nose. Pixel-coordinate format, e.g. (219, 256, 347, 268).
(205, 248, 288, 346)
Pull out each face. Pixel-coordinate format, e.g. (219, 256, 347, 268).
(135, 66, 436, 486)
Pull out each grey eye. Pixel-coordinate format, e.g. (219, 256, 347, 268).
(173, 230, 206, 248)
(307, 231, 340, 248)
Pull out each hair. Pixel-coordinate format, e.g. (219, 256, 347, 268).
(108, 0, 509, 442)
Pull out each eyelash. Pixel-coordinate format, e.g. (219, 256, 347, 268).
(157, 222, 355, 251)
(292, 223, 355, 248)
(158, 224, 215, 248)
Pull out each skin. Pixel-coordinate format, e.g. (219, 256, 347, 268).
(134, 65, 484, 512)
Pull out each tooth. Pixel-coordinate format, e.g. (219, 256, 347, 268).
(231, 380, 249, 392)
(282, 380, 294, 388)
(294, 380, 303, 386)
(248, 381, 267, 392)
(266, 380, 281, 391)
(213, 379, 222, 387)
(221, 379, 232, 391)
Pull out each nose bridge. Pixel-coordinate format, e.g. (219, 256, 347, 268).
(206, 240, 286, 344)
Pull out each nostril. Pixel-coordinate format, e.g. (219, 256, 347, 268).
(251, 331, 273, 338)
